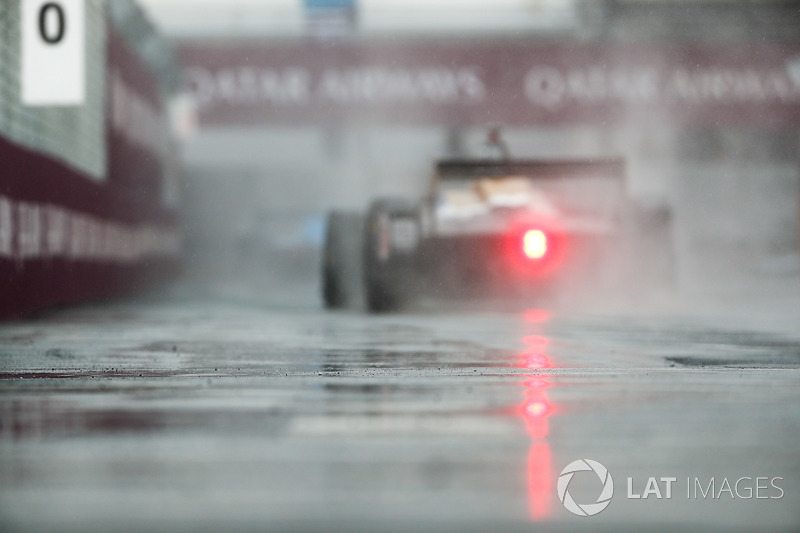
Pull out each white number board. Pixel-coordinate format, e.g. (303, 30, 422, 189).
(21, 0, 85, 106)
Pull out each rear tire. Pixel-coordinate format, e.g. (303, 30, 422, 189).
(322, 211, 363, 309)
(362, 199, 418, 313)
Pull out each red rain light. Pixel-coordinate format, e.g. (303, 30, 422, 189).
(522, 229, 547, 260)
(503, 218, 567, 278)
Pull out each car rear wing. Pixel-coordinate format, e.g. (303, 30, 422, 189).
(434, 158, 626, 181)
(431, 158, 628, 229)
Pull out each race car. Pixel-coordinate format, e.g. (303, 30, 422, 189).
(322, 157, 671, 312)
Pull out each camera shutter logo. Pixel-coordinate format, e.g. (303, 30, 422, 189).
(557, 459, 614, 517)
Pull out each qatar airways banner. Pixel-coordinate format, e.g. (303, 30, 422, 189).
(178, 42, 800, 127)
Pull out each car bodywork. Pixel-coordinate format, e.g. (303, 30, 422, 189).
(323, 157, 669, 312)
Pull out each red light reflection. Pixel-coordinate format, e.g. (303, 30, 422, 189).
(519, 378, 552, 440)
(523, 308, 551, 323)
(522, 335, 549, 349)
(528, 441, 552, 520)
(517, 350, 556, 521)
(521, 352, 550, 370)
(526, 400, 548, 418)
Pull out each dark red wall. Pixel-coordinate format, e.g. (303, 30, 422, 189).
(106, 24, 165, 204)
(0, 18, 180, 320)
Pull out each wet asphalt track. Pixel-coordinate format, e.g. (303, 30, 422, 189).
(1, 277, 799, 532)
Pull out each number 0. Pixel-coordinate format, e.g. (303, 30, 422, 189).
(39, 2, 66, 45)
